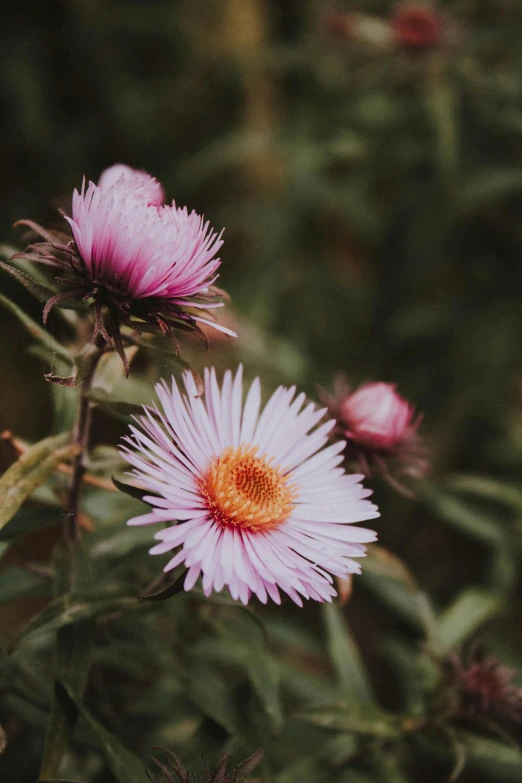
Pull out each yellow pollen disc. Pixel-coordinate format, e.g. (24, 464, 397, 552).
(199, 445, 297, 532)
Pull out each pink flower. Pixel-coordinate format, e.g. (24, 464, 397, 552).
(65, 169, 225, 306)
(121, 366, 379, 606)
(391, 4, 442, 50)
(16, 164, 235, 374)
(321, 379, 427, 489)
(340, 382, 417, 451)
(447, 653, 522, 722)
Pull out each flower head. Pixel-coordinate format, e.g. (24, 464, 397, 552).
(16, 164, 235, 374)
(339, 382, 417, 451)
(446, 653, 522, 722)
(121, 366, 379, 606)
(321, 379, 427, 490)
(391, 4, 442, 50)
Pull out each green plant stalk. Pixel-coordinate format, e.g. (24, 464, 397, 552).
(40, 336, 105, 779)
(65, 341, 103, 553)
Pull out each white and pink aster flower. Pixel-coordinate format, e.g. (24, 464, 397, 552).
(121, 366, 379, 607)
(16, 164, 235, 375)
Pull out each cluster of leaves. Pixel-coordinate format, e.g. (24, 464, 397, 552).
(1, 1, 522, 782)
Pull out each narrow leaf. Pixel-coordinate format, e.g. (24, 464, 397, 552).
(40, 545, 94, 779)
(55, 683, 146, 783)
(436, 588, 501, 650)
(0, 293, 73, 362)
(141, 569, 188, 602)
(419, 482, 505, 547)
(206, 613, 282, 732)
(448, 475, 522, 511)
(0, 434, 77, 529)
(323, 603, 374, 704)
(112, 477, 158, 503)
(40, 623, 93, 778)
(90, 347, 139, 395)
(0, 568, 45, 605)
(86, 389, 146, 419)
(0, 505, 61, 541)
(14, 593, 142, 647)
(459, 168, 522, 212)
(461, 730, 522, 779)
(360, 546, 437, 642)
(0, 258, 57, 302)
(296, 701, 404, 738)
(38, 779, 83, 782)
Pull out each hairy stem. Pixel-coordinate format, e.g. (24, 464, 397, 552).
(66, 344, 103, 548)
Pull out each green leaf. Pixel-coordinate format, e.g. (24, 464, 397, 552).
(40, 622, 93, 779)
(435, 588, 502, 650)
(0, 292, 73, 362)
(447, 475, 522, 511)
(360, 546, 437, 642)
(186, 663, 240, 735)
(0, 567, 46, 604)
(418, 483, 505, 548)
(85, 388, 146, 419)
(427, 60, 459, 194)
(321, 733, 358, 766)
(55, 682, 146, 783)
(209, 612, 283, 733)
(38, 779, 83, 782)
(373, 748, 411, 783)
(14, 593, 143, 647)
(112, 477, 157, 503)
(461, 731, 522, 781)
(0, 433, 77, 529)
(459, 168, 522, 212)
(323, 603, 374, 704)
(296, 702, 404, 739)
(39, 545, 94, 779)
(0, 505, 61, 541)
(89, 347, 138, 396)
(0, 258, 57, 302)
(419, 730, 522, 783)
(140, 569, 188, 602)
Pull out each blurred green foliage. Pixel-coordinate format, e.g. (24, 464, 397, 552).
(1, 1, 522, 782)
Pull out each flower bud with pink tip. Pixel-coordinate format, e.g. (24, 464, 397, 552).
(340, 382, 417, 451)
(320, 379, 427, 491)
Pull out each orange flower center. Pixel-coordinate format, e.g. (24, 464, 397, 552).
(199, 445, 297, 532)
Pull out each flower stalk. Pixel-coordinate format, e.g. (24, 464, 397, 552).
(66, 338, 104, 551)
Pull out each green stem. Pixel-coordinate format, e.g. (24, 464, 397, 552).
(66, 343, 103, 549)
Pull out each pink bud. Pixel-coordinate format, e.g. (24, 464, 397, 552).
(391, 4, 442, 50)
(340, 382, 417, 451)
